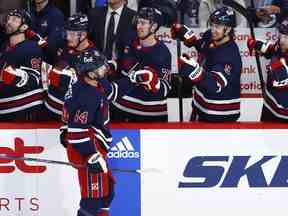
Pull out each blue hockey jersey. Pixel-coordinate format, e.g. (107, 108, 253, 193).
(115, 34, 172, 120)
(0, 40, 44, 121)
(263, 50, 288, 121)
(44, 43, 98, 119)
(191, 30, 242, 122)
(62, 76, 134, 155)
(30, 2, 65, 64)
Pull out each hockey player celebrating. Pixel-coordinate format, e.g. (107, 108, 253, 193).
(0, 9, 43, 69)
(59, 49, 160, 216)
(171, 7, 242, 122)
(45, 13, 108, 120)
(247, 18, 288, 122)
(0, 9, 44, 121)
(111, 6, 172, 122)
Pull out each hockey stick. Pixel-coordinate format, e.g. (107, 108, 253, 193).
(175, 0, 185, 122)
(223, 0, 266, 94)
(0, 154, 162, 174)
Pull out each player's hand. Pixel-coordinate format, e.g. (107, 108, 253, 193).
(48, 67, 77, 87)
(129, 66, 160, 93)
(247, 36, 273, 55)
(178, 54, 204, 83)
(2, 66, 28, 87)
(87, 152, 108, 173)
(170, 23, 197, 47)
(25, 29, 48, 48)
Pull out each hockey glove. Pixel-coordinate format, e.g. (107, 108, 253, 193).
(87, 152, 108, 173)
(247, 37, 273, 55)
(25, 29, 48, 48)
(48, 67, 77, 88)
(178, 54, 204, 83)
(129, 66, 160, 93)
(1, 66, 28, 87)
(170, 23, 197, 47)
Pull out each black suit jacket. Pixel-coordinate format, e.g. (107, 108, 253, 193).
(88, 6, 136, 59)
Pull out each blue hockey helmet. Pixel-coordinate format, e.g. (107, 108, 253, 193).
(65, 13, 88, 31)
(278, 18, 288, 35)
(138, 0, 177, 27)
(136, 7, 164, 28)
(74, 50, 109, 79)
(209, 7, 236, 28)
(6, 9, 32, 27)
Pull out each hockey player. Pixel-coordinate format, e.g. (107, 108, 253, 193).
(171, 7, 242, 122)
(45, 13, 106, 120)
(59, 49, 159, 216)
(30, 0, 65, 64)
(1, 9, 43, 69)
(247, 18, 288, 122)
(0, 9, 44, 121)
(111, 6, 172, 122)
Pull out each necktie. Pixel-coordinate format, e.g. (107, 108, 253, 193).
(105, 11, 116, 59)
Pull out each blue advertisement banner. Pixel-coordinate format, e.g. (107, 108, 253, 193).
(108, 129, 141, 216)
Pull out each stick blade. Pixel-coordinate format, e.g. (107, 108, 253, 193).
(222, 0, 252, 23)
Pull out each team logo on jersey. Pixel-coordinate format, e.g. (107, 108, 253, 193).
(224, 64, 232, 75)
(107, 136, 140, 159)
(74, 110, 88, 124)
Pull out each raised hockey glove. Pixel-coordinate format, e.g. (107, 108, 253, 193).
(178, 54, 204, 83)
(48, 67, 77, 88)
(1, 66, 28, 87)
(87, 152, 108, 173)
(25, 29, 48, 48)
(129, 66, 160, 93)
(247, 36, 273, 56)
(270, 58, 288, 88)
(170, 23, 197, 47)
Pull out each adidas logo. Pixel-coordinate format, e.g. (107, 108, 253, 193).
(108, 136, 140, 159)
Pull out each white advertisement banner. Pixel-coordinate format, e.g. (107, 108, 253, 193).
(141, 129, 288, 216)
(1, 127, 288, 216)
(0, 129, 79, 216)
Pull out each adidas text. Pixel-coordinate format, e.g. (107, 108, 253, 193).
(107, 151, 140, 159)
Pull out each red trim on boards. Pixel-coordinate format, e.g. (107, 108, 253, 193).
(0, 122, 287, 129)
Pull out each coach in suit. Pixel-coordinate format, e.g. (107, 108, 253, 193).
(88, 0, 136, 61)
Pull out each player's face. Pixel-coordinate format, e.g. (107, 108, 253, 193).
(108, 0, 123, 4)
(66, 30, 82, 47)
(34, 0, 49, 4)
(136, 18, 153, 39)
(210, 23, 227, 41)
(5, 15, 22, 34)
(279, 33, 288, 53)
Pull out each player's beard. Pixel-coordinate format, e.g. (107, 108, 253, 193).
(5, 24, 15, 34)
